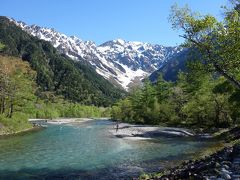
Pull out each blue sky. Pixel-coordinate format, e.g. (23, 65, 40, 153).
(2, 0, 227, 46)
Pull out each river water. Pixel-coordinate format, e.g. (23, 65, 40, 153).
(0, 120, 216, 179)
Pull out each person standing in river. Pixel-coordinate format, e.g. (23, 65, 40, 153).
(116, 121, 119, 132)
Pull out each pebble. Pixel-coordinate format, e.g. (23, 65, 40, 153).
(222, 164, 230, 169)
(221, 168, 232, 174)
(221, 172, 231, 179)
(223, 161, 232, 166)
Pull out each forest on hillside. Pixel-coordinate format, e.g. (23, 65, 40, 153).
(0, 16, 126, 107)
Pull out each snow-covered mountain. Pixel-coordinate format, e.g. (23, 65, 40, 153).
(10, 18, 182, 90)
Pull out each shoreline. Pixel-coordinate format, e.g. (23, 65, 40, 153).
(29, 117, 100, 125)
(148, 143, 240, 179)
(108, 122, 198, 140)
(109, 123, 240, 178)
(0, 117, 97, 137)
(140, 126, 240, 179)
(0, 126, 43, 138)
(46, 118, 95, 124)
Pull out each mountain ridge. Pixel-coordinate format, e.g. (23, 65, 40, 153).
(9, 17, 182, 90)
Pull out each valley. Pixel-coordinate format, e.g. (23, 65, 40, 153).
(0, 0, 240, 179)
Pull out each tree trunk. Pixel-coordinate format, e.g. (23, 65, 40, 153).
(0, 97, 5, 114)
(213, 63, 240, 89)
(8, 98, 13, 118)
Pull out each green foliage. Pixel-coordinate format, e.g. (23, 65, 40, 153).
(32, 101, 108, 119)
(169, 3, 240, 89)
(0, 55, 37, 117)
(0, 112, 32, 135)
(0, 55, 111, 135)
(111, 69, 239, 128)
(0, 16, 126, 106)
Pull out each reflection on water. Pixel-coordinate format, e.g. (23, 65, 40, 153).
(0, 120, 216, 179)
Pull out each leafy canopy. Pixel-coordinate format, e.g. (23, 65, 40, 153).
(169, 1, 240, 89)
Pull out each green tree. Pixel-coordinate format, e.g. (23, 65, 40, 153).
(0, 64, 10, 114)
(169, 2, 240, 89)
(0, 56, 37, 118)
(155, 75, 172, 102)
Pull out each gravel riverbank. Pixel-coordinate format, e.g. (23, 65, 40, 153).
(109, 123, 195, 140)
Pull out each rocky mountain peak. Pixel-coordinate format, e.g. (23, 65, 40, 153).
(10, 17, 182, 90)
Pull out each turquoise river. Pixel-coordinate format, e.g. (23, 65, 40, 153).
(0, 120, 218, 179)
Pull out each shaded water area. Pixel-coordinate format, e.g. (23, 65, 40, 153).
(0, 120, 219, 179)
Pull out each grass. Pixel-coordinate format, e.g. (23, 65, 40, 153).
(0, 113, 32, 135)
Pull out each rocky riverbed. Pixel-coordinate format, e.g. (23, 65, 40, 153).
(154, 144, 240, 179)
(143, 127, 240, 180)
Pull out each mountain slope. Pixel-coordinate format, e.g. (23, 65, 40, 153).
(11, 18, 182, 90)
(149, 49, 189, 82)
(0, 16, 125, 106)
(149, 48, 201, 82)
